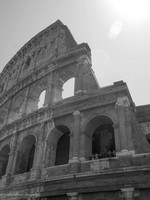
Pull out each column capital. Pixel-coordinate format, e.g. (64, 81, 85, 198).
(77, 55, 90, 65)
(67, 192, 79, 200)
(115, 96, 130, 108)
(73, 110, 81, 116)
(120, 188, 140, 200)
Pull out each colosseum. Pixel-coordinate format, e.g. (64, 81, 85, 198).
(0, 20, 150, 200)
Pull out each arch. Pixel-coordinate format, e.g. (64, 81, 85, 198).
(62, 77, 75, 99)
(55, 126, 70, 165)
(0, 139, 11, 152)
(83, 114, 116, 134)
(52, 67, 76, 103)
(14, 135, 36, 174)
(38, 90, 46, 108)
(84, 115, 116, 160)
(45, 125, 71, 167)
(26, 78, 48, 113)
(0, 145, 10, 178)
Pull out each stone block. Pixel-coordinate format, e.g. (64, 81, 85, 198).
(29, 168, 41, 181)
(90, 159, 110, 171)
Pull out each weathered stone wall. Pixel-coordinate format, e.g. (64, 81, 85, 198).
(0, 20, 150, 200)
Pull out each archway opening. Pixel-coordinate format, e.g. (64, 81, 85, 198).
(92, 124, 115, 159)
(15, 135, 36, 174)
(85, 116, 116, 160)
(55, 126, 70, 166)
(0, 145, 10, 178)
(38, 90, 46, 108)
(62, 78, 75, 99)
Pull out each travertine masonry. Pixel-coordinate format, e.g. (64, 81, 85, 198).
(0, 20, 150, 200)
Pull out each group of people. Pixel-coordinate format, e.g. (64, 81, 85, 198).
(90, 149, 116, 160)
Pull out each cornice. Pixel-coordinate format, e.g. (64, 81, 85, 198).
(0, 44, 89, 107)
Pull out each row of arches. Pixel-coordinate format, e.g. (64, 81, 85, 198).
(0, 77, 75, 126)
(0, 116, 116, 178)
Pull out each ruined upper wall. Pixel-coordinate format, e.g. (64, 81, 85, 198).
(136, 104, 150, 123)
(0, 20, 77, 96)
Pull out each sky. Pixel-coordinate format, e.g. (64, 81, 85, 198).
(0, 0, 150, 106)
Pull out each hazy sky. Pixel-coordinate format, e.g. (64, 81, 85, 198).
(0, 0, 150, 106)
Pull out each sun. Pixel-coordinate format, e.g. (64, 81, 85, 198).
(109, 0, 150, 22)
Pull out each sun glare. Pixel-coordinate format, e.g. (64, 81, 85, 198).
(109, 0, 150, 22)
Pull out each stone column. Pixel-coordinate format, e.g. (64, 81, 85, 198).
(75, 56, 89, 95)
(70, 111, 81, 163)
(120, 188, 139, 200)
(115, 96, 133, 155)
(67, 192, 79, 200)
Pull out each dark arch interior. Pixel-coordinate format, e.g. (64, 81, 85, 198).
(15, 135, 36, 174)
(0, 145, 10, 178)
(92, 123, 115, 159)
(55, 126, 70, 166)
(26, 144, 35, 172)
(85, 116, 116, 160)
(146, 134, 150, 143)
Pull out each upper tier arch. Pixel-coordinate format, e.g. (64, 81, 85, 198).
(0, 20, 77, 96)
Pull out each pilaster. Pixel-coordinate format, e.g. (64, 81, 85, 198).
(29, 122, 45, 181)
(46, 142, 57, 167)
(6, 133, 18, 176)
(44, 76, 52, 106)
(124, 107, 134, 151)
(67, 192, 79, 200)
(50, 73, 63, 104)
(115, 96, 134, 156)
(75, 56, 89, 95)
(11, 147, 20, 175)
(5, 97, 13, 125)
(120, 188, 140, 200)
(69, 111, 81, 163)
(21, 86, 30, 116)
(79, 131, 92, 161)
(113, 123, 121, 153)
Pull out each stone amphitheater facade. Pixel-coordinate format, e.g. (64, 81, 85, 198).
(0, 20, 150, 200)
